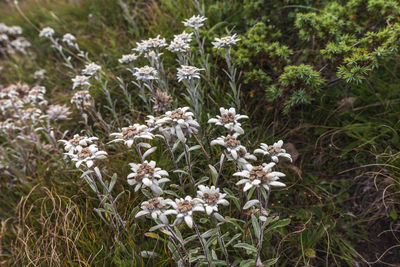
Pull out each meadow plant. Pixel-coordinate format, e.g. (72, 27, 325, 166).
(2, 11, 293, 267)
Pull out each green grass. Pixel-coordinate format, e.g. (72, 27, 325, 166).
(1, 0, 400, 266)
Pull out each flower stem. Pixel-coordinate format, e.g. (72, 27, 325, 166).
(163, 136, 183, 185)
(133, 139, 144, 163)
(193, 222, 212, 267)
(213, 217, 230, 265)
(255, 188, 270, 266)
(87, 172, 120, 239)
(94, 171, 126, 232)
(183, 143, 196, 187)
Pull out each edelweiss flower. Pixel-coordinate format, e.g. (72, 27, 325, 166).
(133, 66, 158, 81)
(6, 26, 22, 35)
(177, 65, 203, 82)
(82, 63, 101, 76)
(34, 69, 46, 80)
(71, 90, 92, 109)
(174, 31, 193, 43)
(0, 86, 19, 99)
(211, 134, 243, 159)
(46, 104, 71, 121)
(156, 107, 199, 140)
(59, 134, 99, 153)
(212, 34, 240, 49)
(62, 33, 76, 46)
(10, 37, 31, 53)
(72, 75, 90, 90)
(234, 163, 286, 192)
(0, 34, 8, 42)
(19, 107, 42, 123)
(168, 196, 204, 228)
(0, 120, 17, 133)
(136, 197, 175, 224)
(167, 38, 190, 53)
(39, 27, 55, 38)
(118, 54, 138, 64)
(0, 98, 23, 115)
(196, 185, 228, 220)
(208, 107, 248, 134)
(145, 115, 161, 130)
(153, 89, 173, 113)
(67, 144, 107, 168)
(254, 140, 292, 163)
(183, 15, 207, 29)
(133, 35, 167, 55)
(143, 35, 167, 50)
(24, 86, 47, 106)
(30, 85, 46, 94)
(127, 160, 169, 195)
(110, 124, 153, 147)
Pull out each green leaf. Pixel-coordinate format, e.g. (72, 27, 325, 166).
(239, 259, 256, 267)
(264, 257, 279, 266)
(234, 242, 257, 253)
(265, 218, 291, 233)
(108, 173, 117, 192)
(251, 214, 261, 238)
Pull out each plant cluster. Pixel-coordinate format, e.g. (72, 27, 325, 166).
(0, 12, 294, 266)
(0, 23, 30, 56)
(218, 0, 400, 112)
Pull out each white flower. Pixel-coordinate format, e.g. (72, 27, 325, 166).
(24, 86, 47, 106)
(59, 134, 99, 153)
(34, 69, 46, 80)
(0, 86, 19, 99)
(167, 38, 190, 53)
(145, 115, 162, 132)
(46, 104, 71, 121)
(211, 134, 244, 160)
(211, 135, 256, 166)
(67, 144, 107, 168)
(196, 185, 229, 221)
(6, 26, 22, 35)
(0, 98, 23, 115)
(174, 31, 193, 43)
(212, 34, 240, 49)
(72, 75, 90, 90)
(62, 33, 76, 46)
(133, 66, 158, 81)
(208, 107, 248, 134)
(0, 119, 17, 133)
(118, 54, 138, 64)
(235, 163, 286, 192)
(177, 65, 203, 82)
(82, 63, 101, 76)
(39, 27, 55, 38)
(0, 34, 8, 42)
(127, 160, 169, 195)
(136, 197, 175, 224)
(133, 35, 167, 55)
(71, 90, 92, 109)
(254, 140, 292, 163)
(110, 124, 153, 148)
(144, 35, 167, 50)
(10, 37, 31, 53)
(183, 15, 207, 29)
(19, 107, 42, 124)
(168, 196, 205, 228)
(156, 107, 199, 141)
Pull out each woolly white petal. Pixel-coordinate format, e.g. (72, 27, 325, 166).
(184, 215, 193, 228)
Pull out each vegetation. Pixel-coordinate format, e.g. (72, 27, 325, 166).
(0, 0, 399, 266)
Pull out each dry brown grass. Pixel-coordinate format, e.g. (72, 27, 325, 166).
(8, 186, 89, 267)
